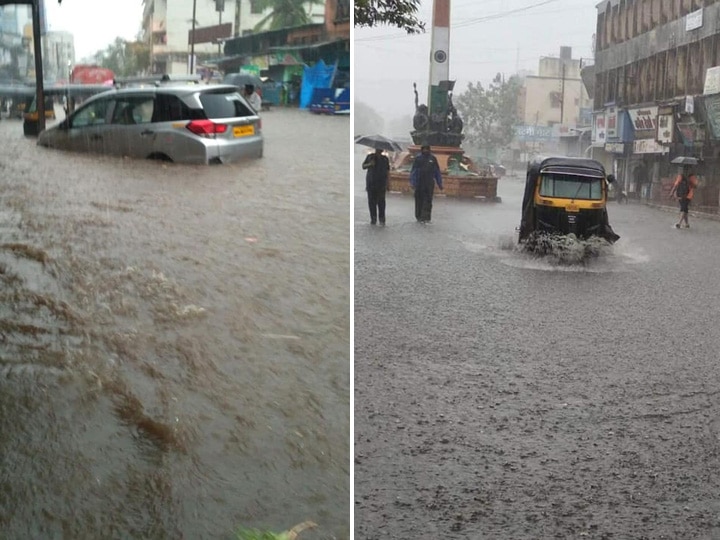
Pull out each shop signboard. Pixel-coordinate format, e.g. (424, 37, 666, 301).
(605, 142, 625, 154)
(633, 139, 669, 154)
(627, 106, 657, 135)
(685, 95, 695, 114)
(702, 93, 720, 139)
(686, 8, 703, 31)
(239, 64, 261, 76)
(704, 66, 720, 95)
(592, 112, 606, 145)
(250, 56, 269, 70)
(657, 113, 674, 144)
(514, 125, 553, 141)
(606, 106, 618, 139)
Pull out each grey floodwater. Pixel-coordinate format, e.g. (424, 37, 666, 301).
(355, 149, 720, 538)
(0, 109, 350, 539)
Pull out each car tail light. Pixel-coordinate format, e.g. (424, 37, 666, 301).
(186, 120, 228, 137)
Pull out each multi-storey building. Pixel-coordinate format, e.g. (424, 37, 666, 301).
(43, 31, 74, 82)
(512, 47, 593, 165)
(590, 0, 720, 208)
(220, 0, 348, 77)
(0, 4, 32, 81)
(142, 0, 326, 75)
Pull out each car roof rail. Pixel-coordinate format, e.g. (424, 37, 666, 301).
(158, 74, 202, 85)
(113, 74, 202, 88)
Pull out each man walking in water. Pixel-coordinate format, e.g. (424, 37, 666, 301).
(410, 145, 443, 223)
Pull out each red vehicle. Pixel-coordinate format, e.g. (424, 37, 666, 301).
(70, 65, 115, 85)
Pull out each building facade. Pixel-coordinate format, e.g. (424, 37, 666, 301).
(591, 0, 720, 208)
(142, 0, 326, 75)
(0, 4, 32, 82)
(219, 0, 349, 104)
(43, 30, 74, 82)
(512, 47, 594, 166)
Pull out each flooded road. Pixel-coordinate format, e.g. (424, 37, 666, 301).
(355, 151, 720, 538)
(0, 110, 350, 539)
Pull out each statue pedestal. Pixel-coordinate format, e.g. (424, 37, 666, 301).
(388, 145, 501, 201)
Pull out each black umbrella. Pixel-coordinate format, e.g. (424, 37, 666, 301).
(222, 73, 264, 90)
(355, 134, 403, 153)
(671, 156, 699, 165)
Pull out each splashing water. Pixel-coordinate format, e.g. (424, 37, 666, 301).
(518, 232, 614, 267)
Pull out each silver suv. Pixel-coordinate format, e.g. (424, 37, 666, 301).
(37, 84, 263, 165)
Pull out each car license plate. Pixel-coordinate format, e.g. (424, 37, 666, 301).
(233, 125, 255, 137)
(566, 203, 579, 213)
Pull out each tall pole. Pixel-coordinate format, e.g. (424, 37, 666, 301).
(234, 0, 241, 37)
(190, 0, 197, 75)
(218, 10, 222, 55)
(427, 0, 450, 120)
(32, 0, 46, 133)
(560, 61, 566, 125)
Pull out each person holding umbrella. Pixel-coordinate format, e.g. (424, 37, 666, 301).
(362, 148, 391, 225)
(669, 158, 700, 228)
(355, 134, 403, 225)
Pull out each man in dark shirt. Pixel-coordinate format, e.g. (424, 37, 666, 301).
(410, 145, 443, 223)
(362, 148, 391, 225)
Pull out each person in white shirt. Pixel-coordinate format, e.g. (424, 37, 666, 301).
(243, 84, 262, 112)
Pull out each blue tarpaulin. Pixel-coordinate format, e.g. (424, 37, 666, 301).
(300, 59, 336, 109)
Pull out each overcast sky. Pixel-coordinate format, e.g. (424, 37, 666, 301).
(45, 0, 144, 60)
(354, 0, 599, 125)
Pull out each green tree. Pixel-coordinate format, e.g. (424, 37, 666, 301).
(252, 0, 324, 32)
(94, 38, 151, 77)
(354, 101, 385, 138)
(455, 73, 521, 152)
(354, 0, 425, 34)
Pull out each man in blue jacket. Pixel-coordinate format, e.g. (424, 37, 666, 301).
(410, 145, 443, 223)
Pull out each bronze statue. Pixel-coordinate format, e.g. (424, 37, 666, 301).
(413, 83, 430, 131)
(411, 82, 465, 147)
(447, 93, 463, 135)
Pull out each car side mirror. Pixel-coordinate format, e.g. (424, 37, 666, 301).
(58, 118, 69, 130)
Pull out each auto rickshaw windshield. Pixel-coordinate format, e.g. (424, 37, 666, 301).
(539, 173, 603, 200)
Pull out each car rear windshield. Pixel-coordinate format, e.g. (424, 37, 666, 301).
(199, 91, 255, 119)
(539, 174, 603, 200)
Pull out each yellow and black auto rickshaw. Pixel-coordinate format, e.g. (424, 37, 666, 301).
(518, 156, 620, 244)
(22, 94, 56, 136)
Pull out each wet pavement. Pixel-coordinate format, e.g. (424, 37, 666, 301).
(0, 109, 350, 539)
(354, 150, 720, 538)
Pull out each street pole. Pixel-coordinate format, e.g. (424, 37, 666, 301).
(560, 62, 565, 125)
(190, 0, 197, 75)
(218, 0, 223, 56)
(32, 0, 45, 133)
(234, 0, 240, 37)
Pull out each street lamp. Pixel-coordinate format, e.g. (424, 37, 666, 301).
(189, 0, 197, 75)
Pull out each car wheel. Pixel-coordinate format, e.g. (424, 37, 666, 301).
(147, 153, 173, 163)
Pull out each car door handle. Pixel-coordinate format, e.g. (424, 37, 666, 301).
(141, 130, 154, 136)
(90, 134, 102, 141)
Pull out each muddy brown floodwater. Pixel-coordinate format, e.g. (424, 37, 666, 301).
(0, 109, 350, 539)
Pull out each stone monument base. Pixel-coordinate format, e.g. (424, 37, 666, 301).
(388, 145, 501, 201)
